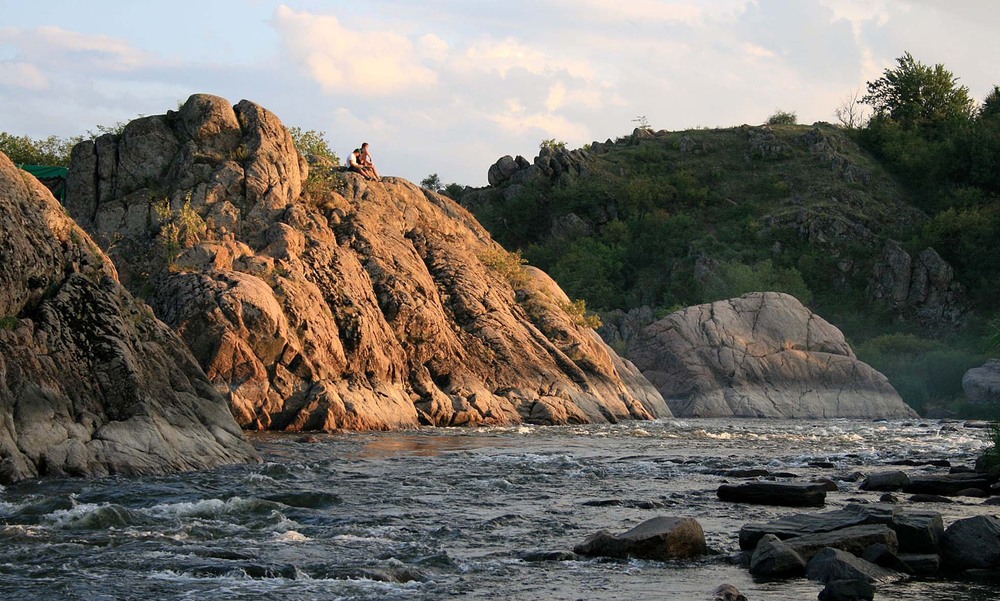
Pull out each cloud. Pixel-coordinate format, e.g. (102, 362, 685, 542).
(457, 37, 596, 81)
(271, 5, 437, 96)
(0, 26, 152, 73)
(489, 98, 590, 142)
(0, 62, 48, 90)
(547, 0, 750, 25)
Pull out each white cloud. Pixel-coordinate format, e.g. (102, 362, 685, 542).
(458, 37, 595, 80)
(271, 5, 437, 96)
(489, 98, 590, 142)
(0, 61, 48, 89)
(0, 26, 152, 72)
(547, 0, 750, 25)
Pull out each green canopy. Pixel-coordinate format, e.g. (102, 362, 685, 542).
(18, 164, 69, 203)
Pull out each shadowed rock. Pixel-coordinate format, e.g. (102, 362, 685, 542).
(717, 481, 827, 507)
(0, 151, 259, 483)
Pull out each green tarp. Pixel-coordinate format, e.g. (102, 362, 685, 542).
(18, 164, 68, 203)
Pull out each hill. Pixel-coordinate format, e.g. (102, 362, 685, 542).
(460, 124, 988, 415)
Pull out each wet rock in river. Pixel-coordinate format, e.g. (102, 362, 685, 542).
(717, 481, 827, 507)
(574, 516, 707, 561)
(749, 533, 806, 577)
(940, 515, 1000, 571)
(892, 510, 944, 554)
(861, 543, 913, 574)
(817, 579, 875, 601)
(711, 583, 748, 601)
(782, 525, 899, 563)
(903, 473, 991, 497)
(805, 547, 904, 584)
(859, 470, 910, 492)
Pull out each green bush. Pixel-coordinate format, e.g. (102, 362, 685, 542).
(700, 259, 812, 305)
(767, 110, 798, 125)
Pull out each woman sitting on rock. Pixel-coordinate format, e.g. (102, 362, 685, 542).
(348, 148, 369, 178)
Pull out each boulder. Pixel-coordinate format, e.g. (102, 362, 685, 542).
(898, 553, 940, 575)
(739, 504, 893, 550)
(868, 240, 966, 331)
(817, 579, 875, 601)
(805, 547, 902, 584)
(861, 543, 913, 574)
(0, 151, 259, 483)
(573, 516, 707, 561)
(783, 525, 899, 563)
(749, 534, 806, 577)
(940, 516, 1000, 571)
(711, 584, 748, 601)
(859, 470, 910, 491)
(65, 94, 671, 432)
(963, 359, 1000, 404)
(718, 481, 827, 507)
(902, 474, 991, 497)
(628, 292, 918, 418)
(891, 510, 943, 554)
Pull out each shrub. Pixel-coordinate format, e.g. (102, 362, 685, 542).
(561, 299, 602, 329)
(700, 259, 812, 305)
(478, 247, 529, 289)
(767, 110, 798, 126)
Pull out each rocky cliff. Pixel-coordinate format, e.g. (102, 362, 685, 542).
(65, 94, 670, 431)
(625, 292, 918, 419)
(0, 151, 259, 484)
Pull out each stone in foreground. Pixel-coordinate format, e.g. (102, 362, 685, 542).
(574, 516, 707, 561)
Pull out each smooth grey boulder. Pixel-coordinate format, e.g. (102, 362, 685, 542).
(941, 515, 1000, 570)
(749, 534, 806, 577)
(629, 292, 918, 418)
(574, 516, 707, 561)
(892, 510, 943, 554)
(0, 151, 259, 483)
(963, 359, 1000, 404)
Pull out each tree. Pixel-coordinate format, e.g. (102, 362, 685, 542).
(766, 110, 797, 125)
(288, 127, 340, 165)
(835, 88, 868, 130)
(980, 85, 1000, 121)
(421, 173, 443, 191)
(860, 52, 974, 131)
(0, 132, 78, 166)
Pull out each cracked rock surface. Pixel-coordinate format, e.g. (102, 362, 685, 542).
(629, 292, 917, 418)
(0, 151, 259, 484)
(66, 93, 670, 431)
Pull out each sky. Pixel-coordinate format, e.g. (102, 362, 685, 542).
(1, 1, 997, 187)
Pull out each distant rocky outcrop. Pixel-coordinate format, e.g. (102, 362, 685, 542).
(0, 151, 259, 484)
(65, 93, 670, 431)
(868, 240, 967, 331)
(626, 292, 917, 418)
(963, 360, 1000, 404)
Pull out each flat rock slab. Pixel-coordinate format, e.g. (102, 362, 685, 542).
(574, 516, 707, 561)
(739, 504, 892, 550)
(805, 547, 903, 584)
(903, 474, 991, 497)
(718, 481, 826, 507)
(784, 525, 899, 563)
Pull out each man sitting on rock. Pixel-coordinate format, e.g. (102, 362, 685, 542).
(348, 148, 369, 178)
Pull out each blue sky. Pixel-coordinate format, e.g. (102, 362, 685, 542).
(1, 0, 997, 186)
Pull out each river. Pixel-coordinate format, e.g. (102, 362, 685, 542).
(1, 419, 998, 600)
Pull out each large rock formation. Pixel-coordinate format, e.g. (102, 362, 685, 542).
(65, 93, 670, 431)
(868, 240, 966, 331)
(0, 151, 259, 484)
(628, 292, 917, 418)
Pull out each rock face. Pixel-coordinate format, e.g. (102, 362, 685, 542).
(868, 239, 966, 331)
(0, 151, 259, 484)
(628, 292, 917, 418)
(65, 93, 670, 431)
(963, 359, 1000, 404)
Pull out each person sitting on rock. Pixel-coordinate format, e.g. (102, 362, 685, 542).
(360, 142, 382, 182)
(348, 148, 371, 179)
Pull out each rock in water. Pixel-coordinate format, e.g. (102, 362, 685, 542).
(574, 516, 707, 561)
(66, 93, 670, 431)
(628, 292, 918, 418)
(0, 151, 259, 484)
